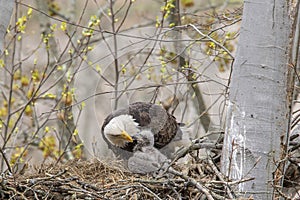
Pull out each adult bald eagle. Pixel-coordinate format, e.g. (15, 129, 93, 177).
(101, 102, 182, 160)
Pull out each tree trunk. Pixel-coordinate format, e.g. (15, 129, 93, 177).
(221, 0, 296, 199)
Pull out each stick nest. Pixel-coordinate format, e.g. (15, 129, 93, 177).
(0, 154, 240, 200)
(2, 137, 299, 199)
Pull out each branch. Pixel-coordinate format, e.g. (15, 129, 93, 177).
(167, 167, 215, 200)
(187, 24, 234, 59)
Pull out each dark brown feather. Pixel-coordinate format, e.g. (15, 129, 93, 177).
(101, 102, 179, 153)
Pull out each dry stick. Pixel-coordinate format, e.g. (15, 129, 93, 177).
(27, 172, 105, 199)
(138, 183, 163, 200)
(165, 140, 222, 176)
(207, 157, 235, 199)
(210, 177, 255, 185)
(167, 167, 214, 200)
(27, 169, 67, 184)
(272, 184, 289, 199)
(171, 138, 222, 163)
(130, 178, 184, 184)
(6, 186, 30, 200)
(64, 184, 104, 199)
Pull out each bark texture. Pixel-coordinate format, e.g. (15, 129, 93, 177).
(221, 0, 293, 199)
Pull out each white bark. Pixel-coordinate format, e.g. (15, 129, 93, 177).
(221, 0, 294, 199)
(0, 0, 13, 54)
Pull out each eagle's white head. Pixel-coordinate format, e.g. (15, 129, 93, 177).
(103, 114, 139, 147)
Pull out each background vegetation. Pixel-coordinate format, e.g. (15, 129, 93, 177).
(0, 0, 242, 172)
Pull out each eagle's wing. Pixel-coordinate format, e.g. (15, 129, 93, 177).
(129, 102, 179, 149)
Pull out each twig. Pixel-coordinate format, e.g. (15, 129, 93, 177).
(210, 177, 254, 185)
(27, 169, 67, 185)
(167, 167, 215, 200)
(208, 157, 235, 199)
(187, 23, 234, 59)
(138, 183, 163, 200)
(6, 186, 30, 200)
(172, 138, 222, 162)
(0, 148, 12, 173)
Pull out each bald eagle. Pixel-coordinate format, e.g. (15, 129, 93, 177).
(101, 102, 182, 160)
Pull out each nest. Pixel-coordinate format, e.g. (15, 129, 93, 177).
(2, 136, 300, 199)
(0, 152, 252, 200)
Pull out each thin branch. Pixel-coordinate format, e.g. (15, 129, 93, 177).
(168, 167, 215, 200)
(187, 23, 234, 59)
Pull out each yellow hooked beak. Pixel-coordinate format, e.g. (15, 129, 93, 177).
(120, 130, 133, 142)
